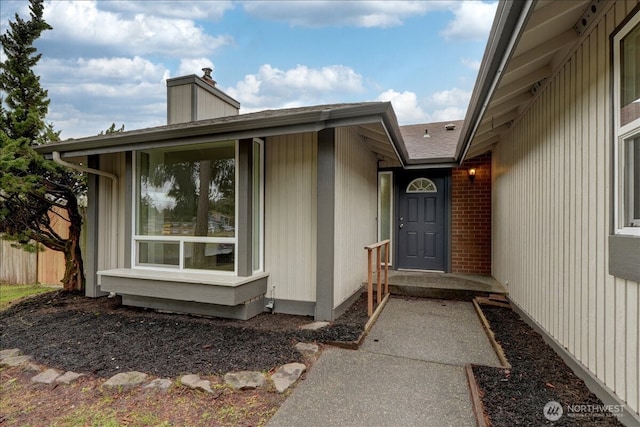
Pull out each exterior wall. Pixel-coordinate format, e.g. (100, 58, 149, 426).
(167, 84, 192, 124)
(492, 1, 639, 414)
(97, 153, 127, 271)
(265, 132, 318, 303)
(195, 86, 238, 120)
(333, 127, 378, 307)
(451, 153, 492, 275)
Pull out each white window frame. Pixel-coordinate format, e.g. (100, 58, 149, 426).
(613, 10, 640, 236)
(252, 138, 265, 274)
(131, 141, 239, 274)
(377, 171, 393, 266)
(406, 177, 438, 193)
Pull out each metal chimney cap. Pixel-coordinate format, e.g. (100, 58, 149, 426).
(201, 67, 216, 86)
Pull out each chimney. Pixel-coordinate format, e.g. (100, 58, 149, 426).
(166, 67, 240, 125)
(201, 67, 216, 87)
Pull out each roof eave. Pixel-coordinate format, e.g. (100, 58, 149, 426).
(36, 103, 402, 161)
(455, 0, 537, 163)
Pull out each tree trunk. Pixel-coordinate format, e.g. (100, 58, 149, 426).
(193, 160, 212, 268)
(61, 196, 85, 291)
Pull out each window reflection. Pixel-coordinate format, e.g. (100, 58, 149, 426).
(137, 143, 235, 238)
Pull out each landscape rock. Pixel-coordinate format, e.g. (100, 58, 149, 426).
(31, 368, 62, 384)
(224, 371, 265, 390)
(271, 363, 306, 393)
(295, 342, 319, 354)
(56, 371, 85, 384)
(144, 378, 173, 391)
(299, 321, 330, 330)
(0, 349, 21, 359)
(1, 355, 32, 367)
(25, 363, 41, 372)
(103, 371, 148, 388)
(180, 374, 214, 393)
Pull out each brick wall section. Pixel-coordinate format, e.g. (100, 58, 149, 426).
(451, 152, 492, 275)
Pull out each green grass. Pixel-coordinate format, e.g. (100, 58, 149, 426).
(0, 283, 58, 310)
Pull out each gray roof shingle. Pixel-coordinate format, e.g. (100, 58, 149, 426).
(400, 120, 464, 162)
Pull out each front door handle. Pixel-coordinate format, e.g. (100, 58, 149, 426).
(399, 224, 404, 229)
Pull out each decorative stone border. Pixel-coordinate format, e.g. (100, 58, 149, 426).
(0, 342, 318, 394)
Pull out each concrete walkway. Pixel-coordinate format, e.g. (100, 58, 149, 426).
(268, 298, 502, 427)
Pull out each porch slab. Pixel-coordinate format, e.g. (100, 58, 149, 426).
(380, 271, 507, 300)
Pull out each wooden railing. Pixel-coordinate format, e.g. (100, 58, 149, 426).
(364, 239, 390, 316)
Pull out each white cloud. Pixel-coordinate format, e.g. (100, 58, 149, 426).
(242, 1, 451, 28)
(177, 58, 215, 77)
(461, 57, 481, 71)
(430, 107, 466, 122)
(42, 1, 234, 57)
(441, 1, 497, 41)
(376, 89, 428, 124)
(375, 87, 470, 125)
(97, 1, 234, 21)
(39, 56, 167, 88)
(227, 64, 365, 110)
(36, 57, 169, 139)
(50, 100, 166, 140)
(430, 88, 471, 107)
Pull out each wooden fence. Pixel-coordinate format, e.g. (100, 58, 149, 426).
(0, 207, 85, 285)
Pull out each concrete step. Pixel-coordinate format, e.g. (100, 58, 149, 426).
(367, 271, 508, 301)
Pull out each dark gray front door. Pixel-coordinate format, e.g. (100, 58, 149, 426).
(397, 176, 445, 271)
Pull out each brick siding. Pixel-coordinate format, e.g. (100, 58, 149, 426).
(451, 153, 491, 275)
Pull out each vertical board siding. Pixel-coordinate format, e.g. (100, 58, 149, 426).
(333, 127, 377, 307)
(97, 153, 127, 271)
(195, 86, 238, 120)
(265, 133, 317, 302)
(492, 1, 639, 414)
(167, 85, 192, 125)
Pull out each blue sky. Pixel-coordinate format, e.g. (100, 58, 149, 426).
(0, 1, 497, 140)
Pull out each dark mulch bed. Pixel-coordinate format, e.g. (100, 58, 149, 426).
(474, 306, 623, 426)
(0, 290, 367, 378)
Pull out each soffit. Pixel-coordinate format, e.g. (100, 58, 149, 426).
(465, 0, 594, 159)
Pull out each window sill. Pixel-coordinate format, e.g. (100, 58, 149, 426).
(99, 268, 267, 287)
(97, 268, 269, 306)
(609, 235, 640, 283)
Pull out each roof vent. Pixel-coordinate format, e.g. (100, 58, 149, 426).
(575, 0, 604, 36)
(423, 129, 430, 138)
(202, 67, 216, 87)
(530, 78, 548, 95)
(445, 123, 456, 131)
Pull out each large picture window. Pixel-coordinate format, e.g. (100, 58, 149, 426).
(614, 11, 640, 235)
(134, 141, 237, 271)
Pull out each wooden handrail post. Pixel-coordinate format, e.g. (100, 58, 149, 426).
(376, 246, 382, 305)
(365, 239, 390, 317)
(384, 241, 389, 295)
(367, 248, 373, 316)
